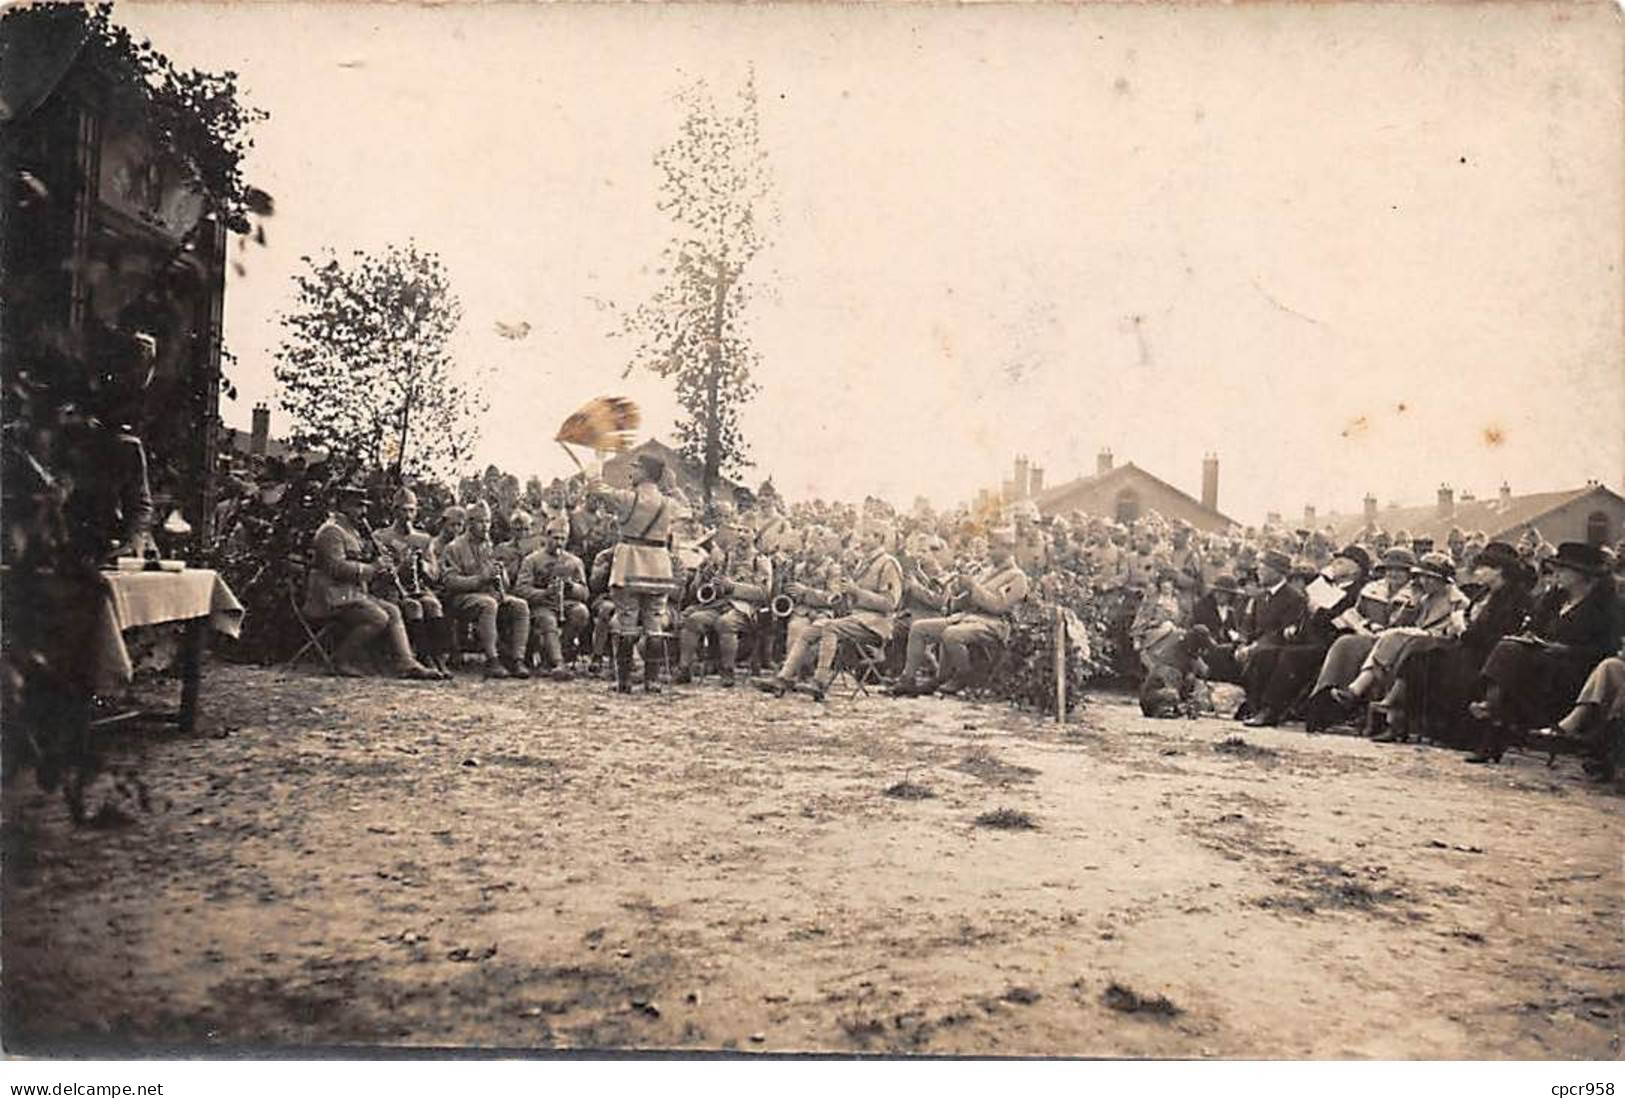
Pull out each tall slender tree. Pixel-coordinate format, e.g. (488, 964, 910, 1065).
(618, 72, 776, 509)
(273, 243, 484, 481)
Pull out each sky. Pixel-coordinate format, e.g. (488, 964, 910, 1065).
(119, 0, 1625, 524)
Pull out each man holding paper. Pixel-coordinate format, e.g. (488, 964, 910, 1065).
(1241, 545, 1370, 727)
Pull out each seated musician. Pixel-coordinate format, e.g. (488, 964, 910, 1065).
(373, 486, 452, 675)
(892, 528, 1030, 697)
(431, 504, 467, 565)
(673, 521, 773, 686)
(756, 522, 902, 700)
(495, 509, 543, 591)
(586, 542, 618, 676)
(301, 484, 444, 680)
(514, 516, 590, 680)
(440, 500, 532, 679)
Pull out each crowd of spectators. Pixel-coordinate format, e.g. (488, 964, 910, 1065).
(207, 454, 1625, 776)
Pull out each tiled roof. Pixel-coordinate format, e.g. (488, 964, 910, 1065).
(1318, 486, 1619, 542)
(1034, 461, 1237, 526)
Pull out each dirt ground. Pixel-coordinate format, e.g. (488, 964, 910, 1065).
(4, 663, 1621, 1058)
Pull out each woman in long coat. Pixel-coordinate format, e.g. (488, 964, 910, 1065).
(1329, 551, 1470, 737)
(1466, 542, 1621, 763)
(1381, 541, 1533, 746)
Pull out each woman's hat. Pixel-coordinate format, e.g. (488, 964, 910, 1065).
(1379, 546, 1417, 571)
(1544, 541, 1608, 577)
(1410, 551, 1455, 581)
(1333, 544, 1372, 573)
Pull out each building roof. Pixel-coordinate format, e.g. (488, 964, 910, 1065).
(1034, 461, 1238, 527)
(1319, 485, 1624, 543)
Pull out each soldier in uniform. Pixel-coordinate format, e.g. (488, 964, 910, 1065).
(587, 452, 679, 693)
(374, 486, 453, 675)
(302, 484, 444, 680)
(586, 542, 618, 676)
(495, 509, 543, 589)
(674, 521, 773, 686)
(440, 500, 532, 678)
(514, 515, 590, 680)
(756, 521, 902, 700)
(892, 528, 1031, 697)
(431, 504, 466, 565)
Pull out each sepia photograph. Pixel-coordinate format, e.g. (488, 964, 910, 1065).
(1, 0, 1622, 1069)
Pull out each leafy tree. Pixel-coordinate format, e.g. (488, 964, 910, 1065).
(273, 243, 484, 482)
(617, 72, 776, 508)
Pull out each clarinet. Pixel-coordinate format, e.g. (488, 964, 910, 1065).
(356, 514, 407, 600)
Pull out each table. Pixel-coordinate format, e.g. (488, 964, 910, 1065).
(93, 569, 245, 734)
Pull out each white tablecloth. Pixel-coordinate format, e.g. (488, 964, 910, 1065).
(95, 569, 244, 691)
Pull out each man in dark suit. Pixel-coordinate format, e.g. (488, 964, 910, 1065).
(1239, 548, 1309, 726)
(1193, 574, 1246, 683)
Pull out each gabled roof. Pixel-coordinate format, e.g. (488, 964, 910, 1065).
(1319, 485, 1624, 542)
(1035, 461, 1237, 527)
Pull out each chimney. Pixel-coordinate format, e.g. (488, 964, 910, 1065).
(1363, 493, 1378, 525)
(1201, 453, 1219, 511)
(1013, 455, 1030, 499)
(1303, 504, 1317, 527)
(1436, 483, 1454, 519)
(1029, 465, 1044, 496)
(1499, 481, 1511, 507)
(250, 402, 270, 456)
(1097, 448, 1114, 476)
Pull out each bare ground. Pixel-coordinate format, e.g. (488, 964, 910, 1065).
(4, 664, 1621, 1058)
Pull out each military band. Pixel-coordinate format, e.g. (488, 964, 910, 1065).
(298, 471, 1041, 701)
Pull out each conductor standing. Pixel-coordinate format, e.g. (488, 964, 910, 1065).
(587, 452, 678, 692)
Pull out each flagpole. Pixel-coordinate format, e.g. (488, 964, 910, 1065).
(557, 440, 585, 475)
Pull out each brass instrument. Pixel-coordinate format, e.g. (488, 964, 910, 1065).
(770, 593, 795, 618)
(695, 579, 722, 605)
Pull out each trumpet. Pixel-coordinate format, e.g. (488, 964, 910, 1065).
(696, 580, 722, 605)
(770, 593, 796, 618)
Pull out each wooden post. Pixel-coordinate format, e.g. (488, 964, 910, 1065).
(1054, 605, 1066, 724)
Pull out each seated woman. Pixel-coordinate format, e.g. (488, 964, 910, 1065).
(1302, 547, 1417, 728)
(1532, 654, 1625, 780)
(1329, 551, 1469, 738)
(1379, 541, 1534, 746)
(1466, 542, 1621, 763)
(1130, 568, 1186, 673)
